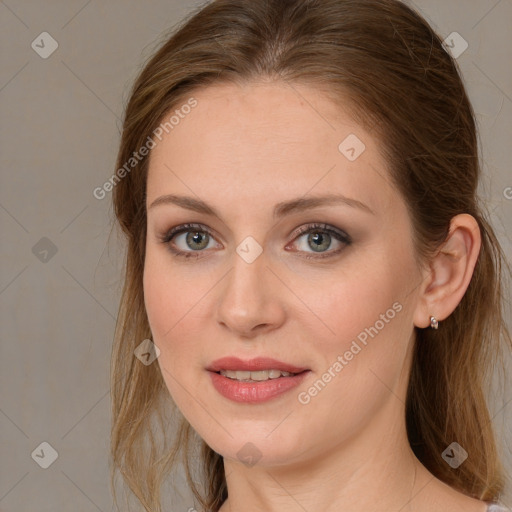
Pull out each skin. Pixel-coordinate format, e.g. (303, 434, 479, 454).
(143, 81, 486, 512)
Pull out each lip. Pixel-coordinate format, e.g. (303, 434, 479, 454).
(206, 356, 309, 373)
(208, 369, 311, 403)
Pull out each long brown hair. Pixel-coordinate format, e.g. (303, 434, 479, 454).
(109, 1, 511, 510)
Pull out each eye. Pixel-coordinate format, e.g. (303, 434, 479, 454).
(287, 223, 352, 260)
(159, 223, 219, 259)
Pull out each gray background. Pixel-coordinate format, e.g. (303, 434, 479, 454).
(1, 1, 511, 511)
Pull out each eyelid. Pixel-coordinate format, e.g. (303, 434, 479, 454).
(290, 223, 351, 244)
(286, 223, 351, 259)
(159, 223, 219, 244)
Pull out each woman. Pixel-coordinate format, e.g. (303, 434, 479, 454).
(109, 1, 511, 511)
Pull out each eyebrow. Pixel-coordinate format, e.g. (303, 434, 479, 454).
(148, 193, 375, 219)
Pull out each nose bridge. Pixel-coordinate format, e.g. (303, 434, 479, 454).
(215, 239, 284, 335)
(223, 242, 269, 311)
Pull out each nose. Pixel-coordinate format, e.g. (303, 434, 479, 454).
(215, 248, 286, 339)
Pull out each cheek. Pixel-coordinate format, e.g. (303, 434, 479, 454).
(310, 260, 403, 342)
(307, 248, 413, 367)
(143, 249, 200, 339)
(142, 251, 212, 390)
(293, 290, 411, 445)
(143, 257, 174, 338)
(142, 260, 195, 410)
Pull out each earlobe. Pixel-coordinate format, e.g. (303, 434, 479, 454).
(413, 214, 481, 329)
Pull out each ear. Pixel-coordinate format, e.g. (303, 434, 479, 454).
(413, 214, 481, 329)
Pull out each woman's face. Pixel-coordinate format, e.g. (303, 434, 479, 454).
(144, 81, 426, 467)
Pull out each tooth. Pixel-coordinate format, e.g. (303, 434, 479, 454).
(250, 370, 270, 381)
(220, 370, 241, 379)
(235, 371, 251, 380)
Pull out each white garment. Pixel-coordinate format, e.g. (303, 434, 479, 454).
(487, 504, 511, 512)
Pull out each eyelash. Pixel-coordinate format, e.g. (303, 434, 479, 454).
(159, 222, 352, 260)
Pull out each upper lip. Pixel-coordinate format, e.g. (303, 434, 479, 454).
(206, 357, 309, 374)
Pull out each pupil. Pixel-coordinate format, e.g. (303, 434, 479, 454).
(187, 231, 207, 250)
(310, 232, 330, 252)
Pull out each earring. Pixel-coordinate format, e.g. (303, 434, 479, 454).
(430, 316, 439, 329)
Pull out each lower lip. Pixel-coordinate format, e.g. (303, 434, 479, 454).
(208, 370, 311, 403)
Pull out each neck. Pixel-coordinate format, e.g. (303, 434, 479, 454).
(219, 401, 430, 512)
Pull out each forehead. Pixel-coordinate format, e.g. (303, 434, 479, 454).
(146, 81, 394, 217)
